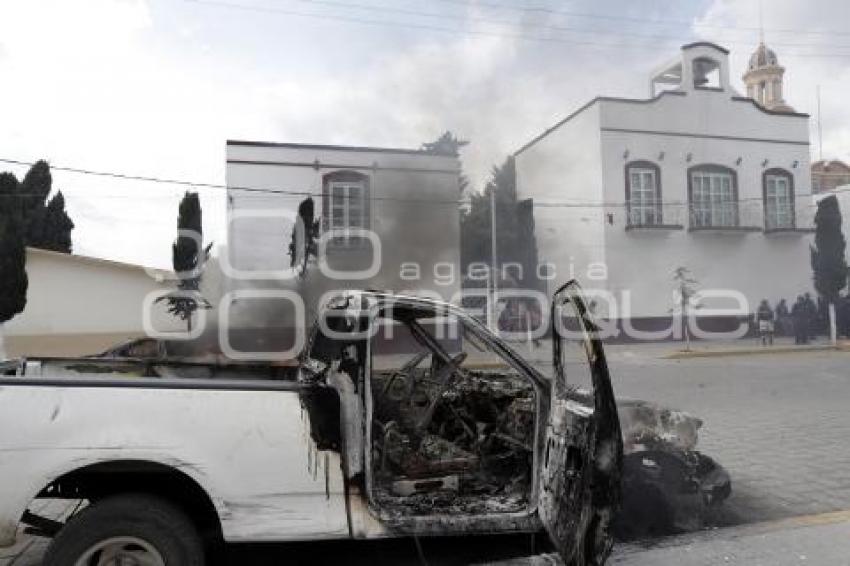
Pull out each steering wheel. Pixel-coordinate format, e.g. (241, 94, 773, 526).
(379, 350, 429, 403)
(415, 351, 469, 433)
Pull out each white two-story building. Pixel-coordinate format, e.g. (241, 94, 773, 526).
(515, 42, 815, 333)
(223, 141, 461, 357)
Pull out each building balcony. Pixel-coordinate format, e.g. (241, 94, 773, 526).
(625, 203, 685, 231)
(763, 203, 816, 235)
(625, 201, 816, 235)
(688, 202, 762, 233)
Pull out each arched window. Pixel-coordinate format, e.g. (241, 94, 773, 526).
(763, 168, 795, 230)
(625, 161, 662, 226)
(321, 170, 371, 236)
(688, 165, 738, 228)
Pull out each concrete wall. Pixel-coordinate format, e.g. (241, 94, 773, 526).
(3, 248, 180, 357)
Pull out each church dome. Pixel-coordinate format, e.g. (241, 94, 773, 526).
(749, 42, 779, 70)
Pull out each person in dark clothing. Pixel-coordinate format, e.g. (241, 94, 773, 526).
(804, 292, 818, 340)
(775, 298, 790, 337)
(792, 296, 809, 345)
(817, 295, 829, 336)
(756, 299, 775, 346)
(839, 297, 850, 338)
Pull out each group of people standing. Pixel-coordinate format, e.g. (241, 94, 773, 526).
(755, 293, 842, 345)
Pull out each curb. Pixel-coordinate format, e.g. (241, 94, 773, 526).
(664, 344, 848, 359)
(612, 509, 850, 558)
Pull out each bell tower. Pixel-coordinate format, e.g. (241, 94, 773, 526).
(743, 40, 794, 112)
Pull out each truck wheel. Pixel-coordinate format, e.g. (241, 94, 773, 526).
(43, 494, 204, 566)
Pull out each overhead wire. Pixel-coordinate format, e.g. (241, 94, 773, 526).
(0, 156, 835, 210)
(185, 0, 850, 58)
(184, 0, 850, 58)
(429, 0, 850, 39)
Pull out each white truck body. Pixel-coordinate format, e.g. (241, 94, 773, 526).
(0, 378, 349, 546)
(0, 287, 623, 564)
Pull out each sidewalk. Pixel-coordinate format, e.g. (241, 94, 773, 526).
(482, 510, 850, 566)
(610, 510, 850, 565)
(662, 336, 850, 359)
(505, 336, 850, 364)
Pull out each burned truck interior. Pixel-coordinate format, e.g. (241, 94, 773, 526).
(304, 297, 545, 520)
(369, 315, 538, 517)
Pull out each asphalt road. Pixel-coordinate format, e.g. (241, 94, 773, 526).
(600, 346, 850, 526)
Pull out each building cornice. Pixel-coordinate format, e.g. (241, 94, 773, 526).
(731, 96, 808, 118)
(226, 139, 445, 157)
(514, 91, 687, 156)
(681, 41, 730, 54)
(600, 126, 809, 146)
(226, 159, 460, 176)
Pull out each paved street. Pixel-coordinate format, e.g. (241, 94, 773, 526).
(611, 510, 850, 565)
(4, 345, 850, 564)
(602, 345, 850, 525)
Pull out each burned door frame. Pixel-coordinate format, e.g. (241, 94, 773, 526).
(541, 280, 622, 564)
(356, 298, 547, 536)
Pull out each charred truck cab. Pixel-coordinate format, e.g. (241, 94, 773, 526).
(299, 282, 622, 563)
(0, 282, 621, 565)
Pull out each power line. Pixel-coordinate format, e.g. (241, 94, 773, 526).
(0, 157, 467, 206)
(0, 156, 834, 209)
(184, 0, 850, 58)
(429, 0, 850, 40)
(213, 0, 850, 51)
(184, 0, 672, 51)
(185, 0, 850, 57)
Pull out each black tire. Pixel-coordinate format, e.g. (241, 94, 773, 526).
(43, 493, 205, 566)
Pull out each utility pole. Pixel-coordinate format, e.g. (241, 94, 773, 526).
(490, 188, 499, 334)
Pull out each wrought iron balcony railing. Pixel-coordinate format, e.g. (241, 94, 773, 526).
(625, 202, 685, 230)
(625, 199, 815, 234)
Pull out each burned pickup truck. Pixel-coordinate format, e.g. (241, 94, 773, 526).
(0, 282, 622, 565)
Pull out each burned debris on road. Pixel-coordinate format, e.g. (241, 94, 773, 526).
(615, 400, 731, 538)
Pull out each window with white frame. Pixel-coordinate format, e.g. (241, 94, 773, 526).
(690, 168, 737, 228)
(329, 180, 366, 231)
(322, 171, 371, 244)
(764, 171, 794, 230)
(627, 164, 661, 226)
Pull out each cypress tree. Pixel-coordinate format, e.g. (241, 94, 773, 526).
(159, 192, 211, 331)
(19, 160, 52, 229)
(0, 174, 29, 356)
(811, 195, 848, 343)
(0, 217, 28, 324)
(0, 172, 22, 225)
(3, 161, 74, 253)
(811, 195, 848, 301)
(288, 196, 320, 275)
(41, 192, 74, 253)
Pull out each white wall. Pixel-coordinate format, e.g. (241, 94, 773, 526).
(515, 104, 606, 300)
(224, 143, 461, 338)
(4, 248, 180, 355)
(515, 63, 815, 321)
(599, 92, 813, 318)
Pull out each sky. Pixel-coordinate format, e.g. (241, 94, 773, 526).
(1, 0, 850, 269)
